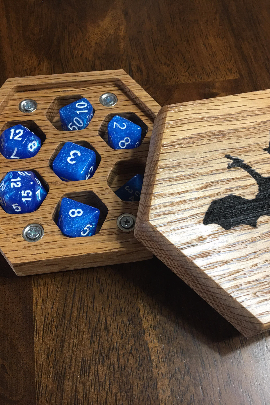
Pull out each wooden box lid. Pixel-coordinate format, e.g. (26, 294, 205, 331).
(135, 90, 270, 337)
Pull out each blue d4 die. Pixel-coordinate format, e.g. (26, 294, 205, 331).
(0, 170, 47, 214)
(107, 116, 142, 150)
(115, 174, 143, 201)
(59, 98, 94, 131)
(0, 124, 41, 159)
(57, 198, 100, 237)
(52, 142, 97, 181)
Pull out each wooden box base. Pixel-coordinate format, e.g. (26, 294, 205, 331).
(0, 70, 160, 276)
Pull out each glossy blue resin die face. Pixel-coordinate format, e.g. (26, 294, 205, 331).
(57, 197, 100, 237)
(0, 124, 41, 159)
(59, 98, 94, 131)
(115, 174, 143, 202)
(0, 170, 47, 214)
(52, 142, 97, 181)
(107, 116, 142, 149)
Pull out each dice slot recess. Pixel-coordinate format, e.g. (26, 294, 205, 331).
(49, 141, 101, 178)
(53, 191, 108, 235)
(46, 94, 95, 131)
(107, 159, 145, 197)
(99, 112, 148, 147)
(1, 120, 46, 145)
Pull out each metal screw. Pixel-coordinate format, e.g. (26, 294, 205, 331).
(99, 93, 118, 107)
(19, 99, 37, 113)
(117, 213, 136, 232)
(22, 224, 44, 242)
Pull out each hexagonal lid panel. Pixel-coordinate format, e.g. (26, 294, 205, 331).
(135, 90, 270, 337)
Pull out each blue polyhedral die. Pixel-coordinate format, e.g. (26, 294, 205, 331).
(0, 170, 47, 214)
(59, 98, 94, 131)
(0, 124, 41, 159)
(107, 115, 142, 150)
(57, 197, 100, 237)
(115, 174, 143, 202)
(52, 142, 97, 181)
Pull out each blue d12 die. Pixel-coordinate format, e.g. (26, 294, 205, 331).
(107, 116, 142, 150)
(115, 174, 143, 201)
(57, 198, 100, 237)
(0, 170, 47, 214)
(52, 142, 97, 181)
(0, 124, 41, 159)
(59, 98, 94, 131)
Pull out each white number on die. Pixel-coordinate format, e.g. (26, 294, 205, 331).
(10, 128, 23, 140)
(119, 137, 131, 149)
(113, 122, 127, 130)
(22, 190, 32, 202)
(81, 224, 94, 236)
(12, 203, 21, 212)
(28, 141, 38, 152)
(10, 148, 19, 159)
(69, 208, 83, 218)
(11, 177, 21, 188)
(76, 101, 88, 109)
(86, 166, 94, 180)
(67, 150, 81, 165)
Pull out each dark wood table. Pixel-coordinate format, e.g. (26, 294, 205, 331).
(1, 1, 270, 404)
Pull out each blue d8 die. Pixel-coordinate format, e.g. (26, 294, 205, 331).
(107, 116, 142, 150)
(0, 124, 41, 159)
(115, 174, 143, 202)
(59, 98, 94, 131)
(52, 142, 97, 181)
(0, 171, 47, 214)
(58, 198, 100, 237)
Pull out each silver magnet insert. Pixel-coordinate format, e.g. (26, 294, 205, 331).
(99, 93, 118, 107)
(19, 99, 38, 113)
(23, 223, 44, 242)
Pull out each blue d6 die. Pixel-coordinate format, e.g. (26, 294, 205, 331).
(115, 174, 143, 201)
(0, 124, 41, 159)
(58, 198, 100, 237)
(0, 170, 47, 214)
(107, 116, 142, 150)
(59, 98, 94, 131)
(52, 142, 97, 181)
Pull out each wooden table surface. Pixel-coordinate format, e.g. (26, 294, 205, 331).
(1, 1, 270, 404)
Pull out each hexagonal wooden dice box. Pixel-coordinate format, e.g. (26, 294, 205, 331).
(135, 90, 270, 337)
(0, 70, 160, 276)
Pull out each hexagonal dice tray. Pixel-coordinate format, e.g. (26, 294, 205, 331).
(135, 90, 270, 337)
(0, 70, 159, 277)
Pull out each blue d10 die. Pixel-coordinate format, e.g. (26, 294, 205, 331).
(52, 142, 97, 181)
(0, 124, 41, 159)
(0, 171, 47, 214)
(107, 116, 142, 150)
(59, 98, 94, 131)
(57, 198, 100, 237)
(115, 174, 143, 202)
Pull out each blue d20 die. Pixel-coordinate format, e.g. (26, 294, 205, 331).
(0, 170, 47, 214)
(107, 116, 142, 150)
(0, 124, 41, 159)
(52, 142, 97, 182)
(115, 174, 143, 202)
(59, 98, 94, 131)
(57, 198, 100, 237)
